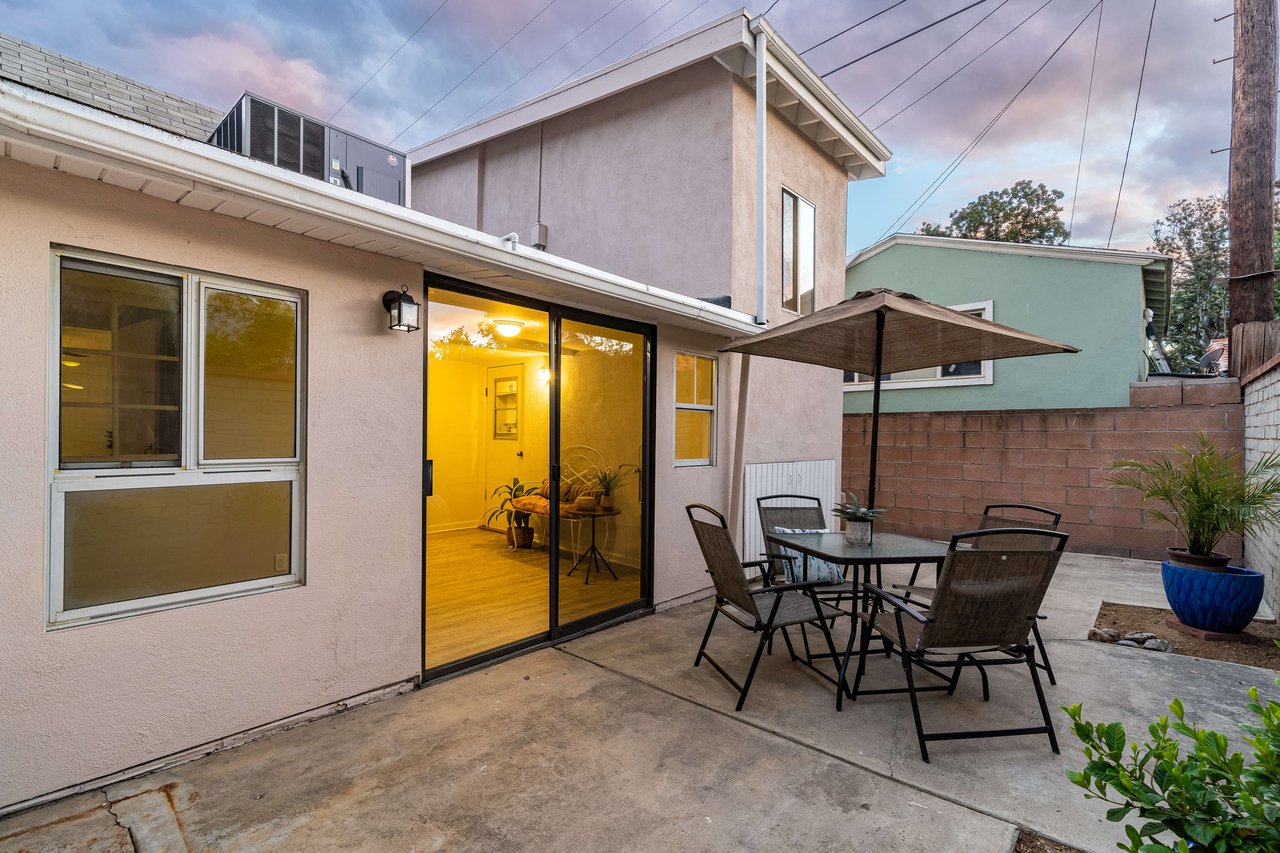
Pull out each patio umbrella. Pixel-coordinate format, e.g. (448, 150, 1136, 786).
(720, 288, 1079, 509)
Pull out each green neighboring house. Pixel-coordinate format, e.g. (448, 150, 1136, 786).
(843, 234, 1172, 414)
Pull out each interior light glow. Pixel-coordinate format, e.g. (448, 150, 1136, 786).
(494, 320, 524, 337)
(61, 360, 81, 367)
(62, 382, 84, 390)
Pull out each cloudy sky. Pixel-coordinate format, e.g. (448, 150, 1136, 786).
(0, 0, 1239, 253)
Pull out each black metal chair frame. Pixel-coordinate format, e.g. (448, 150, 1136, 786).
(687, 504, 847, 711)
(849, 527, 1068, 762)
(755, 493, 866, 605)
(900, 502, 1063, 685)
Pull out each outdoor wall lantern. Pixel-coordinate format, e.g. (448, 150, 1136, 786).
(493, 320, 524, 337)
(382, 285, 420, 332)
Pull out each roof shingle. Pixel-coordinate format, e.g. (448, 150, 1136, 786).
(0, 31, 223, 141)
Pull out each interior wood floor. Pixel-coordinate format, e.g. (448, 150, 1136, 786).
(424, 528, 642, 668)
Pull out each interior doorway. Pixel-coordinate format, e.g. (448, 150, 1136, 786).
(423, 280, 652, 676)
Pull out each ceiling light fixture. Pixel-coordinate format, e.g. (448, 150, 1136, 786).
(494, 320, 524, 338)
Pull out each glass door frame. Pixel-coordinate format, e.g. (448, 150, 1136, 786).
(421, 273, 656, 681)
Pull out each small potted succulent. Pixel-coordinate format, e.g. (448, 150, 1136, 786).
(831, 491, 885, 545)
(594, 464, 636, 511)
(1111, 433, 1280, 633)
(483, 478, 535, 549)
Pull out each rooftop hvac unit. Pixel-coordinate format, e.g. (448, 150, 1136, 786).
(208, 93, 406, 206)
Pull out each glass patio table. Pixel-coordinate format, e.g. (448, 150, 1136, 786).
(764, 531, 950, 700)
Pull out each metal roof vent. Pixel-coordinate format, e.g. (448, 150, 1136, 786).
(209, 92, 405, 206)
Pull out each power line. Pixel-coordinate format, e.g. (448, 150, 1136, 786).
(1068, 0, 1104, 241)
(878, 0, 1104, 239)
(1106, 0, 1157, 248)
(861, 0, 1011, 114)
(554, 0, 683, 89)
(870, 0, 1055, 132)
(762, 0, 783, 16)
(389, 0, 561, 146)
(449, 0, 634, 132)
(821, 0, 993, 78)
(328, 0, 453, 122)
(635, 0, 718, 53)
(799, 1, 908, 56)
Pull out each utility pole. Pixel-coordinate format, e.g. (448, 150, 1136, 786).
(1228, 0, 1277, 344)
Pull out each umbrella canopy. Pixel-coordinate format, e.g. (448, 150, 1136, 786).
(719, 288, 1079, 512)
(720, 288, 1079, 374)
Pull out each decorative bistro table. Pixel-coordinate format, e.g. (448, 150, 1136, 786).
(566, 506, 622, 585)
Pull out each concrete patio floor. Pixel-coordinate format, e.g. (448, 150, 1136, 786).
(3, 552, 1277, 852)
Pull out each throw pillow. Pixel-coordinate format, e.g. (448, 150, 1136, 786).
(773, 527, 845, 584)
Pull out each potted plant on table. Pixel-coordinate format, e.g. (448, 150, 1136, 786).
(1111, 433, 1280, 633)
(594, 465, 636, 511)
(483, 478, 535, 549)
(831, 491, 885, 545)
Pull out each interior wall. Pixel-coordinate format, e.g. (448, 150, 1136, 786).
(426, 358, 485, 533)
(0, 156, 423, 809)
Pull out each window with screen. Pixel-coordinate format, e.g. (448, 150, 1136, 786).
(51, 253, 305, 626)
(782, 189, 816, 316)
(844, 301, 995, 390)
(675, 353, 716, 466)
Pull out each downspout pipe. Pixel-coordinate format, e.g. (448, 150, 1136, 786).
(750, 17, 768, 326)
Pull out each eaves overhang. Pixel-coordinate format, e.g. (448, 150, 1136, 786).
(408, 9, 889, 182)
(0, 80, 759, 338)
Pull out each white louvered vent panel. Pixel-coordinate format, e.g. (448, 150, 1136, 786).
(742, 459, 838, 562)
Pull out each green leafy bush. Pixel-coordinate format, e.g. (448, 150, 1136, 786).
(1063, 689, 1280, 852)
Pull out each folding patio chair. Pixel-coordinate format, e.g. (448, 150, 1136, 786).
(850, 527, 1068, 762)
(896, 503, 1063, 684)
(756, 494, 859, 606)
(687, 504, 847, 711)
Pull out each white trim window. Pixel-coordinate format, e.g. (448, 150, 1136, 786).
(674, 352, 716, 467)
(843, 300, 996, 391)
(781, 188, 816, 316)
(49, 249, 305, 627)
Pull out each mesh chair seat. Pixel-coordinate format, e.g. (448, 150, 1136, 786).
(856, 610, 1007, 657)
(772, 590, 846, 628)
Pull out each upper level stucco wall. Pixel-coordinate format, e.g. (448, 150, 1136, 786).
(843, 245, 1147, 413)
(411, 60, 735, 301)
(411, 146, 481, 230)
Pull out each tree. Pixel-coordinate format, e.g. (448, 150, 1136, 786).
(1149, 188, 1280, 369)
(1150, 195, 1230, 368)
(919, 180, 1070, 245)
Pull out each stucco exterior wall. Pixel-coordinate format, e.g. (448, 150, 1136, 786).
(1244, 362, 1280, 617)
(411, 60, 735, 301)
(0, 157, 423, 808)
(411, 147, 481, 230)
(843, 245, 1147, 413)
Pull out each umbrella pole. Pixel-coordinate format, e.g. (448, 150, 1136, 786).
(867, 309, 885, 510)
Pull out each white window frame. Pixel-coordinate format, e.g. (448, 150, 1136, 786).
(47, 247, 306, 629)
(842, 300, 996, 391)
(674, 352, 716, 468)
(781, 187, 816, 317)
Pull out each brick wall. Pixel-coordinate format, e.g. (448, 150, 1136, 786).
(842, 379, 1243, 562)
(1244, 358, 1280, 616)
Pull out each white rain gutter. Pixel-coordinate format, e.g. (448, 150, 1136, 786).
(0, 81, 761, 337)
(750, 16, 768, 326)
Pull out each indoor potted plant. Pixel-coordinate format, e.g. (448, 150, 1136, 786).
(831, 491, 885, 545)
(483, 478, 535, 549)
(594, 465, 636, 511)
(1111, 433, 1280, 633)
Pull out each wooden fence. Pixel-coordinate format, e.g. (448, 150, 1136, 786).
(1231, 319, 1280, 379)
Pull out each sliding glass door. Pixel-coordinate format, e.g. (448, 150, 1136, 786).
(423, 281, 651, 675)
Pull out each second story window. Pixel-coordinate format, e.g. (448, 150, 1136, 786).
(782, 188, 815, 316)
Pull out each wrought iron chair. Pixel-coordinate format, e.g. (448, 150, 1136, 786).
(896, 503, 1063, 684)
(849, 527, 1068, 762)
(687, 504, 847, 711)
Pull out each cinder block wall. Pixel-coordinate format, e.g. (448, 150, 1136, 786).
(1244, 360, 1280, 616)
(842, 379, 1243, 562)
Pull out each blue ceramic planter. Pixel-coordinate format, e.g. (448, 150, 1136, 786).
(1161, 561, 1265, 634)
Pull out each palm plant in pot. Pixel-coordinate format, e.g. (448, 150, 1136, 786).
(483, 478, 535, 549)
(594, 464, 636, 511)
(1111, 433, 1280, 633)
(831, 491, 885, 545)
